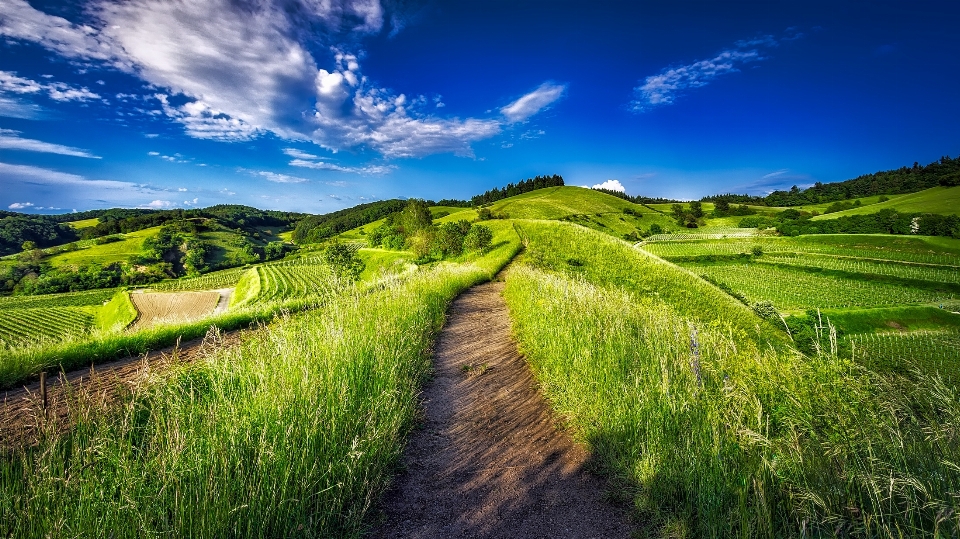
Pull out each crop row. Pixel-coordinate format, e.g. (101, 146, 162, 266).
(645, 228, 758, 242)
(760, 254, 960, 284)
(0, 289, 115, 309)
(0, 307, 94, 348)
(150, 267, 247, 291)
(685, 262, 956, 311)
(846, 330, 960, 385)
(256, 262, 338, 303)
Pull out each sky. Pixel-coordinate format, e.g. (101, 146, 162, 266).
(0, 0, 958, 214)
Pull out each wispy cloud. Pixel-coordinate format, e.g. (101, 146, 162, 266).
(630, 33, 799, 112)
(501, 82, 566, 123)
(0, 70, 100, 102)
(0, 129, 100, 158)
(289, 158, 394, 175)
(8, 201, 33, 209)
(255, 171, 310, 184)
(283, 148, 321, 160)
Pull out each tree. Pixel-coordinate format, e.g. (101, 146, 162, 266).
(463, 224, 493, 253)
(689, 201, 704, 219)
(323, 241, 365, 281)
(21, 241, 36, 251)
(436, 220, 472, 257)
(398, 199, 432, 236)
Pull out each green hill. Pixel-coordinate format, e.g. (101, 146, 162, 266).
(811, 186, 960, 220)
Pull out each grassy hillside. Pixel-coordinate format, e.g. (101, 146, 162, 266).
(811, 185, 960, 219)
(504, 221, 960, 536)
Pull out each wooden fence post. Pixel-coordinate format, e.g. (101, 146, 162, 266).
(40, 371, 48, 415)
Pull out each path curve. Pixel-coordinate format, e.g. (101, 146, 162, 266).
(371, 281, 632, 539)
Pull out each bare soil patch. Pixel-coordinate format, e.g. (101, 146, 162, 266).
(371, 281, 632, 539)
(0, 327, 243, 449)
(130, 290, 220, 330)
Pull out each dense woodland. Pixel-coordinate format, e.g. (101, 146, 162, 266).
(705, 154, 960, 206)
(292, 199, 408, 244)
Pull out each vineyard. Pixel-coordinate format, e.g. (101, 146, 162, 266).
(149, 267, 247, 291)
(255, 257, 339, 302)
(0, 288, 115, 309)
(847, 330, 960, 385)
(760, 254, 960, 284)
(644, 227, 759, 241)
(687, 262, 956, 311)
(0, 307, 94, 348)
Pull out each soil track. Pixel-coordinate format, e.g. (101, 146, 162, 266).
(0, 327, 243, 449)
(372, 281, 632, 538)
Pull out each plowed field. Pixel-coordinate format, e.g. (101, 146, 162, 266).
(129, 291, 221, 330)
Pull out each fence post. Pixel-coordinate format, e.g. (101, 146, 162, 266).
(40, 371, 48, 415)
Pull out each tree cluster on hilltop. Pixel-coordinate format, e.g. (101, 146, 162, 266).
(292, 199, 408, 244)
(702, 154, 960, 207)
(470, 174, 564, 206)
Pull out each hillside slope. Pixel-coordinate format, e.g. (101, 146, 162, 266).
(811, 185, 960, 220)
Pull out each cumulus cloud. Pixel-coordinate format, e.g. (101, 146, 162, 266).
(8, 201, 33, 209)
(591, 179, 626, 192)
(501, 82, 566, 123)
(0, 129, 100, 158)
(631, 34, 788, 112)
(0, 1, 560, 159)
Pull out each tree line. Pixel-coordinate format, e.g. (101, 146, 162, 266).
(703, 154, 960, 207)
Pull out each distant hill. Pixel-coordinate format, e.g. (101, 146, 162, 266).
(811, 186, 960, 220)
(704, 154, 960, 207)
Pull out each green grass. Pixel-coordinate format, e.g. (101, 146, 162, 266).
(644, 234, 960, 265)
(66, 218, 100, 229)
(228, 268, 260, 308)
(847, 330, 960, 385)
(95, 291, 138, 332)
(47, 228, 157, 267)
(0, 223, 521, 538)
(503, 221, 960, 537)
(811, 186, 960, 219)
(356, 248, 414, 281)
(823, 306, 960, 334)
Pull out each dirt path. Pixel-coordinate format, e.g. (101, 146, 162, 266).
(0, 327, 243, 449)
(371, 281, 632, 539)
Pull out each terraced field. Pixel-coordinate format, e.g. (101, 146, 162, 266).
(848, 330, 960, 385)
(255, 258, 338, 302)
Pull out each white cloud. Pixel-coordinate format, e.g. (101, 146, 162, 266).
(762, 169, 789, 178)
(631, 35, 783, 112)
(0, 129, 100, 158)
(255, 171, 310, 183)
(148, 151, 160, 156)
(289, 158, 394, 175)
(283, 147, 321, 160)
(177, 187, 187, 191)
(0, 70, 100, 102)
(501, 82, 566, 123)
(144, 200, 173, 208)
(8, 201, 33, 209)
(0, 1, 543, 159)
(592, 179, 626, 192)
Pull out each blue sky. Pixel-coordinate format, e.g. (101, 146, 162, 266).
(0, 0, 958, 213)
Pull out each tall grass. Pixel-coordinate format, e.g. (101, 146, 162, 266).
(0, 225, 520, 537)
(504, 221, 960, 537)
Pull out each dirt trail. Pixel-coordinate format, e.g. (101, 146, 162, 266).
(0, 328, 243, 449)
(372, 281, 632, 539)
